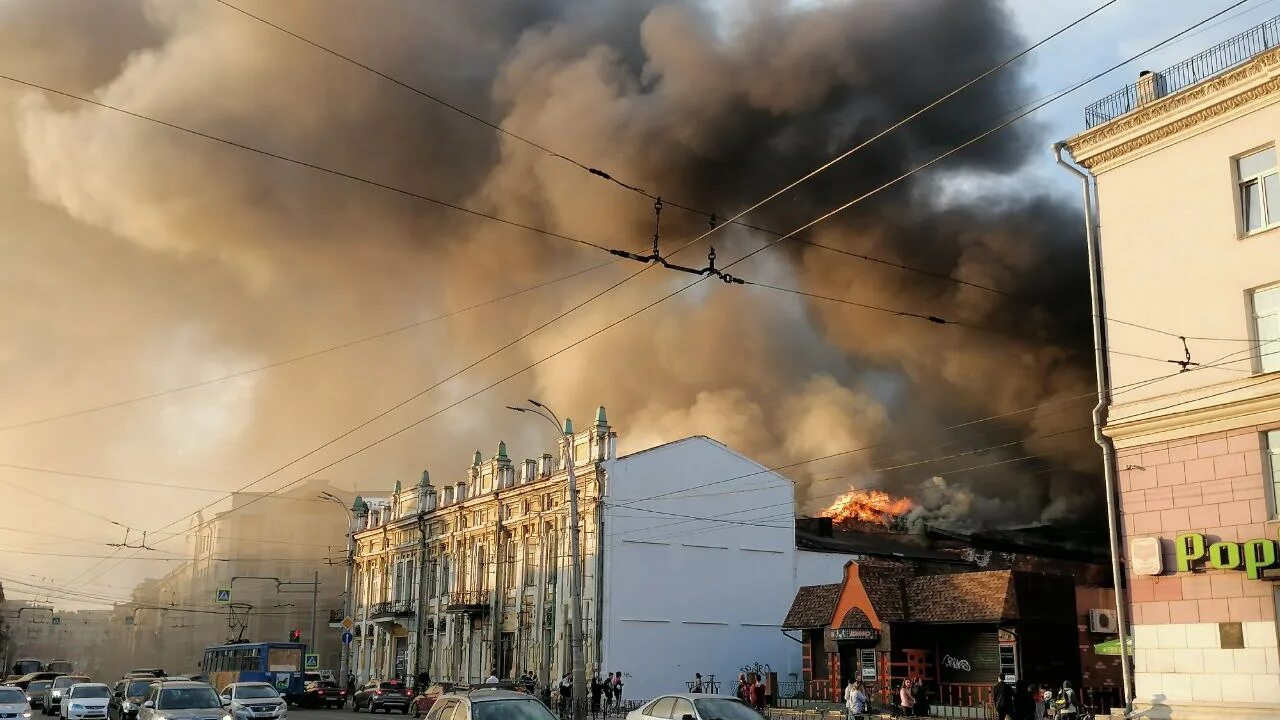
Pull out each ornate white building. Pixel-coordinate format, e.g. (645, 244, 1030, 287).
(347, 407, 800, 700)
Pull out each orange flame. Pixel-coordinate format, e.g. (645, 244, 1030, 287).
(820, 489, 914, 525)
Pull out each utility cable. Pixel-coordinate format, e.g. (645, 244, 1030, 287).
(0, 260, 614, 433)
(692, 0, 1254, 283)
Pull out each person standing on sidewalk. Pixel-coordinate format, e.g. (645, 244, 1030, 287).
(844, 679, 868, 720)
(691, 673, 704, 694)
(991, 677, 1014, 720)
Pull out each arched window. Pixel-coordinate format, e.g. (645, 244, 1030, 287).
(475, 545, 487, 592)
(441, 557, 451, 596)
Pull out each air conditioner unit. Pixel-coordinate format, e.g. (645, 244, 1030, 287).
(1089, 609, 1119, 634)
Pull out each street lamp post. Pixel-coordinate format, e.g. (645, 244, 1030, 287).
(320, 492, 356, 691)
(508, 400, 586, 720)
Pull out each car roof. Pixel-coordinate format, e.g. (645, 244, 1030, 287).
(228, 682, 273, 687)
(447, 689, 537, 702)
(154, 682, 210, 689)
(649, 694, 737, 701)
(70, 683, 111, 689)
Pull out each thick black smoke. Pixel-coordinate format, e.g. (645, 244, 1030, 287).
(0, 0, 1102, 583)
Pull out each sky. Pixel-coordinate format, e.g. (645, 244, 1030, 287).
(0, 0, 1275, 609)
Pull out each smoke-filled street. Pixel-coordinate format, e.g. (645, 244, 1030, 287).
(4, 1, 1280, 718)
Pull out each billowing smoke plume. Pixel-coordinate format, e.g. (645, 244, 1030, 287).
(0, 0, 1103, 592)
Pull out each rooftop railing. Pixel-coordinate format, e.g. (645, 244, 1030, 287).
(1084, 15, 1280, 128)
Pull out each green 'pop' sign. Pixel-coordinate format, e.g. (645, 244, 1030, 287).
(1176, 532, 1279, 580)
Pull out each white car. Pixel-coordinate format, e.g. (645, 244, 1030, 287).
(60, 684, 111, 720)
(627, 695, 763, 720)
(0, 685, 34, 720)
(218, 684, 286, 720)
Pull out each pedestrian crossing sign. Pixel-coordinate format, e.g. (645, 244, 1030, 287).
(305, 654, 319, 670)
(215, 587, 232, 604)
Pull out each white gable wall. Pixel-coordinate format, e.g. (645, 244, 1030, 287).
(599, 437, 801, 701)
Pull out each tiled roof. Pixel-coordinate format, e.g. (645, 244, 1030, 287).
(905, 571, 1016, 622)
(782, 584, 841, 628)
(839, 607, 874, 630)
(858, 563, 907, 622)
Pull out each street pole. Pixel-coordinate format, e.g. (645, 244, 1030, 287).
(508, 400, 586, 720)
(321, 492, 356, 690)
(310, 570, 319, 659)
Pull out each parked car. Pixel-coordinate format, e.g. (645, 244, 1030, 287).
(219, 683, 286, 720)
(408, 684, 456, 719)
(352, 681, 412, 714)
(424, 689, 557, 720)
(44, 678, 90, 716)
(135, 682, 223, 720)
(626, 695, 762, 720)
(60, 683, 111, 720)
(109, 678, 156, 720)
(27, 682, 53, 710)
(0, 685, 33, 720)
(299, 681, 345, 709)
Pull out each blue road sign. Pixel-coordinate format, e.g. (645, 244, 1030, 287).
(342, 631, 353, 645)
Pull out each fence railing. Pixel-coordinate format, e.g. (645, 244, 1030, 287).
(447, 590, 491, 609)
(368, 600, 415, 618)
(1084, 14, 1280, 127)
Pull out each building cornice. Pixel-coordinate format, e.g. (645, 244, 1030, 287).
(1105, 377, 1280, 447)
(1067, 48, 1280, 172)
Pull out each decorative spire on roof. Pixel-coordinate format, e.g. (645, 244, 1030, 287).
(419, 470, 431, 488)
(394, 480, 402, 494)
(353, 496, 366, 513)
(563, 418, 574, 435)
(497, 441, 509, 460)
(595, 405, 608, 426)
(472, 450, 482, 466)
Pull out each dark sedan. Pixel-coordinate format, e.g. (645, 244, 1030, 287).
(108, 679, 155, 720)
(27, 682, 52, 710)
(300, 681, 346, 709)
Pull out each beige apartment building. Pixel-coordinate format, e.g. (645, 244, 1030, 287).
(1065, 17, 1280, 719)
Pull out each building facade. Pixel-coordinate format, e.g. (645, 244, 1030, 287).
(1066, 18, 1280, 718)
(349, 407, 801, 700)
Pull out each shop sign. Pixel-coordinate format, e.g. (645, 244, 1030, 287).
(1175, 532, 1278, 580)
(824, 627, 880, 643)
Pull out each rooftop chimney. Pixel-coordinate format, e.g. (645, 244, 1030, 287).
(1136, 70, 1165, 105)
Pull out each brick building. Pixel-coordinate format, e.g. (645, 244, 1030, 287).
(1063, 15, 1280, 718)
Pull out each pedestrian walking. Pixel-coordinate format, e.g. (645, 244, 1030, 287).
(1053, 682, 1079, 720)
(590, 671, 604, 713)
(844, 679, 868, 720)
(991, 677, 1014, 720)
(1033, 685, 1045, 720)
(611, 671, 623, 707)
(898, 679, 915, 717)
(558, 673, 573, 717)
(751, 674, 766, 712)
(691, 673, 704, 694)
(735, 674, 748, 702)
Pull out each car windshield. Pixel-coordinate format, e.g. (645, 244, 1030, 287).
(158, 688, 221, 710)
(0, 689, 26, 703)
(378, 683, 401, 690)
(472, 699, 558, 720)
(127, 682, 153, 698)
(29, 682, 51, 692)
(316, 683, 338, 689)
(694, 699, 761, 720)
(236, 686, 279, 699)
(54, 678, 88, 690)
(71, 687, 111, 699)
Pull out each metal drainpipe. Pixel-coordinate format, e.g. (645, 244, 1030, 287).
(1053, 141, 1134, 711)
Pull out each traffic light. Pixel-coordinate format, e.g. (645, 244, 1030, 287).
(289, 629, 301, 642)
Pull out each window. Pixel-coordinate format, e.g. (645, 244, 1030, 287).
(1255, 285, 1280, 373)
(1239, 147, 1280, 233)
(647, 698, 677, 719)
(503, 540, 517, 590)
(1267, 431, 1280, 519)
(670, 699, 695, 720)
(523, 540, 538, 587)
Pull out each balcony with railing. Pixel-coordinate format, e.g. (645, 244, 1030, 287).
(446, 589, 491, 614)
(1084, 15, 1280, 128)
(368, 599, 415, 621)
